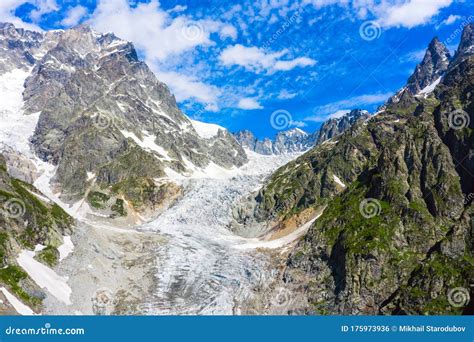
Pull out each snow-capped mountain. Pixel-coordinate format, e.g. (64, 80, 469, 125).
(386, 37, 451, 105)
(234, 128, 317, 155)
(0, 23, 247, 218)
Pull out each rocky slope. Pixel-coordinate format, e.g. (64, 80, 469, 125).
(0, 23, 247, 221)
(236, 25, 474, 314)
(0, 154, 74, 313)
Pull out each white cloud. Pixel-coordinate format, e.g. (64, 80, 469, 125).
(89, 0, 238, 62)
(368, 0, 454, 29)
(438, 14, 461, 27)
(237, 97, 263, 110)
(219, 44, 316, 73)
(0, 0, 57, 30)
(29, 0, 58, 22)
(303, 0, 454, 29)
(220, 24, 238, 40)
(60, 5, 88, 27)
(168, 5, 187, 13)
(155, 70, 221, 110)
(277, 89, 298, 100)
(305, 92, 391, 122)
(289, 120, 308, 128)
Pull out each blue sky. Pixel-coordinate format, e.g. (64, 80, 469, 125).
(2, 0, 473, 138)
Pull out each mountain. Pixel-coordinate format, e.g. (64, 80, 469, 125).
(234, 24, 474, 314)
(315, 109, 371, 145)
(234, 111, 370, 155)
(234, 128, 317, 155)
(387, 37, 451, 106)
(0, 23, 247, 221)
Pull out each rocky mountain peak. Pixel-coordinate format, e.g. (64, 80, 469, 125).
(452, 23, 474, 65)
(405, 37, 450, 95)
(315, 109, 370, 144)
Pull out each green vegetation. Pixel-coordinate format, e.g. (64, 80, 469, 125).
(87, 191, 111, 209)
(36, 246, 59, 267)
(111, 198, 127, 217)
(0, 266, 41, 307)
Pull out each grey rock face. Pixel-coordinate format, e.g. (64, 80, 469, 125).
(315, 109, 370, 144)
(234, 128, 317, 155)
(0, 22, 247, 210)
(387, 37, 451, 106)
(451, 23, 474, 66)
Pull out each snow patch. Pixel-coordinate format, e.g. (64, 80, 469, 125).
(17, 250, 72, 305)
(0, 287, 35, 315)
(58, 236, 74, 261)
(418, 77, 442, 96)
(234, 212, 323, 250)
(120, 130, 173, 161)
(333, 174, 346, 188)
(189, 119, 223, 139)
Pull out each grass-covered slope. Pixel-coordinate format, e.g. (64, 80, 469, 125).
(0, 155, 74, 310)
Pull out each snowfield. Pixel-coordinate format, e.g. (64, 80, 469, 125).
(137, 151, 302, 314)
(17, 250, 72, 305)
(0, 69, 40, 158)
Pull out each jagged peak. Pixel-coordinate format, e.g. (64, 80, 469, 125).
(454, 22, 474, 59)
